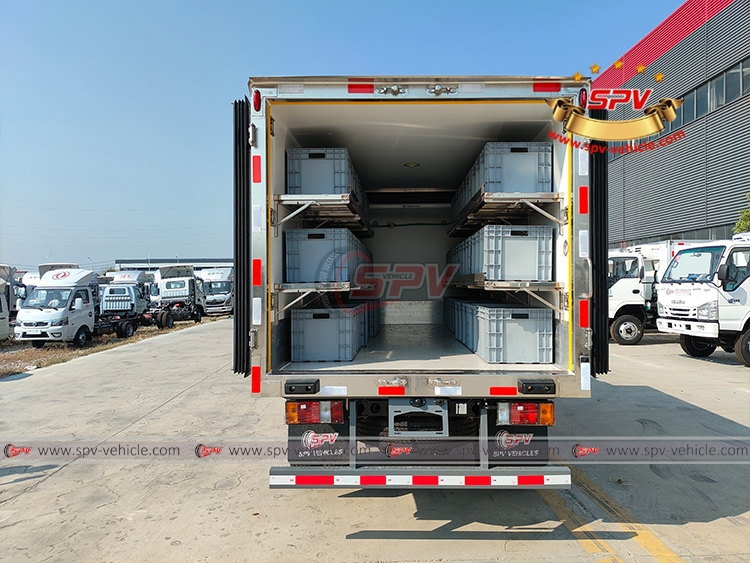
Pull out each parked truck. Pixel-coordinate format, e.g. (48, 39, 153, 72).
(0, 265, 24, 322)
(148, 265, 206, 326)
(657, 233, 750, 366)
(232, 75, 608, 489)
(199, 267, 234, 315)
(608, 241, 705, 345)
(99, 270, 154, 338)
(15, 268, 110, 347)
(0, 280, 10, 341)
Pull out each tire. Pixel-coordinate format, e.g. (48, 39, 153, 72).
(115, 322, 125, 339)
(156, 312, 166, 329)
(610, 315, 644, 345)
(73, 328, 89, 348)
(680, 334, 716, 357)
(31, 341, 45, 349)
(164, 313, 174, 329)
(123, 321, 135, 338)
(194, 308, 202, 324)
(734, 331, 750, 367)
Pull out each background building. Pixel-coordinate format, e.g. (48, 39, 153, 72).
(593, 0, 750, 247)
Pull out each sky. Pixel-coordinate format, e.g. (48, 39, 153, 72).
(0, 0, 684, 272)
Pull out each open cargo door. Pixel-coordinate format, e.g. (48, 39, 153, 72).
(233, 98, 251, 376)
(589, 108, 609, 375)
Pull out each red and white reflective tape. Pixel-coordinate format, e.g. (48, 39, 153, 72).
(270, 473, 570, 487)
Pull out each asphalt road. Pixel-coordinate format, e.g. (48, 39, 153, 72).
(0, 322, 748, 562)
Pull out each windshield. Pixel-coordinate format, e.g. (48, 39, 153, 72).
(22, 288, 72, 309)
(206, 281, 231, 295)
(662, 246, 725, 283)
(165, 281, 186, 290)
(608, 256, 640, 288)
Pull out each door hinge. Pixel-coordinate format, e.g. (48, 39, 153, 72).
(270, 117, 275, 137)
(560, 292, 569, 310)
(248, 124, 257, 147)
(249, 329, 258, 349)
(377, 85, 407, 96)
(561, 205, 569, 225)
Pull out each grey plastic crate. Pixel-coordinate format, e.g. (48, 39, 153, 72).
(286, 148, 368, 210)
(475, 305, 553, 364)
(466, 225, 553, 281)
(291, 304, 366, 362)
(452, 142, 552, 218)
(286, 228, 372, 283)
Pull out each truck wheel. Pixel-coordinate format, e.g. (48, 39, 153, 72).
(73, 328, 89, 348)
(115, 323, 125, 338)
(610, 315, 644, 345)
(123, 322, 135, 338)
(164, 313, 175, 329)
(679, 335, 716, 357)
(194, 309, 202, 324)
(734, 331, 750, 367)
(31, 341, 45, 349)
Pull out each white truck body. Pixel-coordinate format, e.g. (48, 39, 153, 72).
(15, 269, 100, 346)
(100, 271, 153, 317)
(657, 234, 750, 364)
(232, 75, 609, 490)
(0, 281, 10, 341)
(199, 267, 234, 314)
(608, 241, 706, 344)
(149, 265, 206, 323)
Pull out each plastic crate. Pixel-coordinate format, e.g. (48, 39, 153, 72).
(286, 148, 368, 209)
(452, 142, 552, 218)
(465, 225, 553, 281)
(291, 304, 366, 362)
(475, 305, 553, 364)
(286, 228, 372, 283)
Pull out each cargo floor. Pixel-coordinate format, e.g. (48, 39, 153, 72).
(279, 324, 561, 373)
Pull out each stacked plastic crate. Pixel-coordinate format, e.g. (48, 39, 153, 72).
(286, 148, 374, 362)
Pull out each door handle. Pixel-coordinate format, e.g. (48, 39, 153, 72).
(88, 312, 92, 317)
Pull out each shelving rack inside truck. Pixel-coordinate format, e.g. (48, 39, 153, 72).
(233, 76, 609, 489)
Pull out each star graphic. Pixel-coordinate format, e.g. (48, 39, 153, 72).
(613, 60, 624, 70)
(636, 64, 646, 74)
(590, 63, 601, 74)
(572, 71, 584, 82)
(654, 72, 665, 83)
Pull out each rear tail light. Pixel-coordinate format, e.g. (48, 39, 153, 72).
(510, 402, 539, 425)
(253, 89, 261, 111)
(579, 88, 588, 109)
(285, 400, 344, 424)
(539, 402, 555, 425)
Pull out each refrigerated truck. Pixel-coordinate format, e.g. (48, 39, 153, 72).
(233, 75, 609, 489)
(608, 241, 707, 345)
(657, 233, 750, 366)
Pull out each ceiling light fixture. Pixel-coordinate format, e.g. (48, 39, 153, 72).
(403, 162, 420, 168)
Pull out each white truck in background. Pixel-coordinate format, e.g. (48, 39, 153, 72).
(608, 241, 705, 345)
(99, 270, 154, 338)
(15, 269, 108, 347)
(0, 265, 24, 322)
(657, 234, 750, 366)
(0, 280, 10, 341)
(199, 267, 234, 315)
(148, 265, 206, 326)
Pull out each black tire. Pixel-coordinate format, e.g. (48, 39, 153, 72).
(31, 341, 45, 349)
(164, 313, 174, 329)
(156, 312, 165, 329)
(680, 334, 716, 357)
(610, 315, 644, 345)
(115, 323, 125, 339)
(123, 321, 135, 338)
(73, 328, 89, 348)
(194, 308, 202, 324)
(734, 331, 750, 367)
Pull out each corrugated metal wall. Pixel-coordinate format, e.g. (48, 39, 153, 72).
(607, 0, 750, 244)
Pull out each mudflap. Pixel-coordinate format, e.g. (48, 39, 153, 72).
(287, 424, 350, 465)
(487, 423, 549, 466)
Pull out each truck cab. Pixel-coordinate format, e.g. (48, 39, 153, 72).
(0, 282, 10, 341)
(15, 269, 98, 348)
(149, 265, 206, 324)
(99, 270, 153, 338)
(657, 234, 750, 365)
(198, 267, 234, 315)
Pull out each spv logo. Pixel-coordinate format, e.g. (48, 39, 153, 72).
(588, 89, 652, 111)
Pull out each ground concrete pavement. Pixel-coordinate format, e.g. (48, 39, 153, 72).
(0, 322, 748, 562)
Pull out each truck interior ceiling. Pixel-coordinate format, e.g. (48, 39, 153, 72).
(268, 100, 568, 374)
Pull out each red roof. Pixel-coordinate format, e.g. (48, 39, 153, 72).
(592, 0, 736, 89)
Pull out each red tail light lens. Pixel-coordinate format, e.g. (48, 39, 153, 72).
(286, 401, 344, 424)
(510, 402, 539, 425)
(253, 89, 262, 112)
(329, 401, 344, 424)
(579, 88, 588, 109)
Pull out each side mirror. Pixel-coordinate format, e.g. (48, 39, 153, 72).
(72, 297, 84, 311)
(717, 264, 729, 281)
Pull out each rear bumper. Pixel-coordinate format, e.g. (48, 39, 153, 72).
(206, 305, 232, 314)
(657, 318, 719, 338)
(269, 465, 571, 489)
